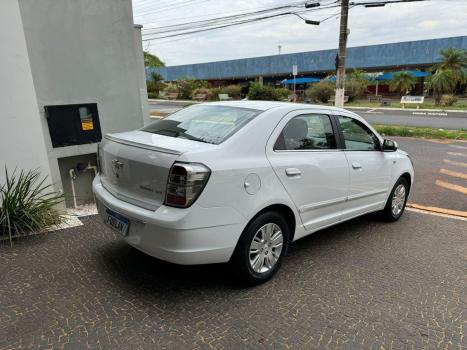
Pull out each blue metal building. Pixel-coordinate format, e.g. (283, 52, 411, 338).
(154, 36, 467, 82)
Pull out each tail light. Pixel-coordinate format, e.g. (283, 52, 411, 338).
(165, 162, 211, 208)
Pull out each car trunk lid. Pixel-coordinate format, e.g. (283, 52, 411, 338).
(99, 130, 212, 210)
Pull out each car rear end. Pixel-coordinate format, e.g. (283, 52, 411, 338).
(93, 104, 260, 264)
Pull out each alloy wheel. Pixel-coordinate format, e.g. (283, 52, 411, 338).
(391, 184, 406, 217)
(249, 223, 283, 273)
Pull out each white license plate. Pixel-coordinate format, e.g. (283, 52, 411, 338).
(105, 208, 129, 236)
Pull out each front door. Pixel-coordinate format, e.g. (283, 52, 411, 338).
(335, 113, 393, 219)
(266, 110, 349, 235)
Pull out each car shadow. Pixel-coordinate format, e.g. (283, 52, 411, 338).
(96, 213, 384, 294)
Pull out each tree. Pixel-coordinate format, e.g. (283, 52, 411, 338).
(389, 71, 416, 96)
(432, 48, 467, 84)
(347, 68, 368, 82)
(143, 51, 165, 68)
(426, 69, 457, 105)
(146, 71, 166, 96)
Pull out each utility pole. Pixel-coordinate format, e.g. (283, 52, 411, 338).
(335, 0, 349, 108)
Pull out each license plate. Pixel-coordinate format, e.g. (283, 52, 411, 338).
(105, 208, 129, 236)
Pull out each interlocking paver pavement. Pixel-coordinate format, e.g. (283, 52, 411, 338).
(0, 212, 465, 350)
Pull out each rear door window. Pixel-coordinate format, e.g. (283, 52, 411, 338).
(142, 105, 260, 145)
(274, 114, 337, 150)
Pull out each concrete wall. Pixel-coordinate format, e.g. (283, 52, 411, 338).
(17, 0, 147, 199)
(0, 0, 52, 185)
(155, 36, 467, 81)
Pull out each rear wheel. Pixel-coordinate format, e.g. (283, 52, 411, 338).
(230, 211, 290, 286)
(380, 177, 409, 222)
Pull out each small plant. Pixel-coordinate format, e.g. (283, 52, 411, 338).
(306, 81, 335, 103)
(0, 168, 63, 245)
(440, 94, 458, 107)
(219, 85, 243, 99)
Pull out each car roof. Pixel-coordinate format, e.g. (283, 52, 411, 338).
(203, 100, 351, 114)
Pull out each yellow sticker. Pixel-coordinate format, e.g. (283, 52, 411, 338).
(81, 119, 94, 131)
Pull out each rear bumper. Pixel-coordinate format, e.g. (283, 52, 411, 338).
(92, 176, 246, 265)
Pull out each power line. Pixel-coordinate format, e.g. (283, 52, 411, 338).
(142, 1, 340, 38)
(141, 0, 429, 42)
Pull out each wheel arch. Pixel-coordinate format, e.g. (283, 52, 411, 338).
(247, 203, 298, 243)
(400, 172, 412, 194)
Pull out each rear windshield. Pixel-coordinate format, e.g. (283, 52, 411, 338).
(141, 105, 260, 145)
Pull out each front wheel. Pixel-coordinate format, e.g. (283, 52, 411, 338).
(230, 211, 290, 286)
(380, 177, 409, 222)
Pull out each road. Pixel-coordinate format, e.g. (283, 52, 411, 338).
(148, 101, 467, 130)
(394, 137, 467, 213)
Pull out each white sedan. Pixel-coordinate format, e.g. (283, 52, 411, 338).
(93, 101, 414, 285)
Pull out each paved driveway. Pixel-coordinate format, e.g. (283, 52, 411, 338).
(1, 212, 465, 350)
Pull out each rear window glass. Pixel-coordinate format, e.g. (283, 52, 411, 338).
(141, 105, 260, 145)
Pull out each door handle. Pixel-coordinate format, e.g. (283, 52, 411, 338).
(285, 168, 301, 177)
(352, 162, 362, 170)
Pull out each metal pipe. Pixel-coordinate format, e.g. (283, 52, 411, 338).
(69, 168, 78, 208)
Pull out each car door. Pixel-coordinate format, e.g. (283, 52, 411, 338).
(266, 110, 349, 235)
(334, 112, 393, 219)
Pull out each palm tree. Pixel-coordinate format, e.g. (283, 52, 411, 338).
(389, 71, 416, 96)
(426, 69, 457, 104)
(432, 48, 467, 84)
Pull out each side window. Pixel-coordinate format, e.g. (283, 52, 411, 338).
(274, 114, 337, 150)
(338, 116, 380, 151)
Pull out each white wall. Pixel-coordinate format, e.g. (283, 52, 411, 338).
(16, 0, 147, 195)
(0, 0, 52, 185)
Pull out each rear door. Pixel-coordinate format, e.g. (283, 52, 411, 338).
(334, 112, 392, 219)
(266, 110, 349, 234)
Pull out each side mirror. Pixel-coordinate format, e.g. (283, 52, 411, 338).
(382, 139, 398, 152)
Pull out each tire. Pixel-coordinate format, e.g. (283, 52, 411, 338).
(380, 177, 409, 222)
(230, 211, 290, 286)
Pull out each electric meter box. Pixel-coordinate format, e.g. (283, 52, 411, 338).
(45, 103, 102, 148)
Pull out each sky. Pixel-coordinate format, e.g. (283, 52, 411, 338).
(132, 0, 467, 66)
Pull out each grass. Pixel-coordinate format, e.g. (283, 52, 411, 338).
(374, 124, 467, 140)
(344, 97, 467, 110)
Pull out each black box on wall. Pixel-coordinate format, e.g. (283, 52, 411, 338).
(45, 103, 102, 148)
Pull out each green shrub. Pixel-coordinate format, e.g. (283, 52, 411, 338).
(163, 83, 179, 94)
(345, 80, 368, 102)
(248, 82, 290, 101)
(440, 94, 458, 107)
(306, 81, 335, 103)
(0, 168, 63, 245)
(147, 92, 159, 99)
(175, 78, 208, 100)
(192, 87, 215, 100)
(219, 85, 242, 99)
(274, 87, 291, 101)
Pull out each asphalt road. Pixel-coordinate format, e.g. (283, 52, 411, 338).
(394, 137, 467, 212)
(148, 101, 467, 130)
(1, 212, 465, 350)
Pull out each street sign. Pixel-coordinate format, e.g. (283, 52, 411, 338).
(292, 65, 298, 76)
(401, 95, 424, 109)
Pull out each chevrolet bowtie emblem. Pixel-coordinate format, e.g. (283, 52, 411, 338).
(111, 159, 124, 169)
(111, 159, 124, 178)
